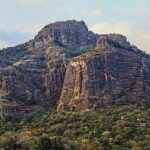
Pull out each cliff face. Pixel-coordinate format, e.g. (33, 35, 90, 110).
(0, 20, 98, 106)
(0, 20, 150, 110)
(34, 20, 98, 50)
(57, 35, 150, 111)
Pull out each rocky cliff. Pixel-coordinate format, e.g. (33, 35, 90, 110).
(0, 20, 98, 107)
(57, 34, 150, 111)
(0, 20, 150, 111)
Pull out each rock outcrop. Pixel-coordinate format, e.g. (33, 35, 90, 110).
(34, 20, 98, 51)
(57, 34, 150, 111)
(0, 20, 150, 111)
(0, 20, 98, 106)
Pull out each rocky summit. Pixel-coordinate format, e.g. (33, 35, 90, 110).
(0, 20, 98, 108)
(0, 20, 150, 111)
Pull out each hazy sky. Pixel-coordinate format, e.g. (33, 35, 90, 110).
(0, 0, 150, 52)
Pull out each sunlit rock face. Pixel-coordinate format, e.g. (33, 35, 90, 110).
(57, 34, 150, 111)
(0, 20, 98, 107)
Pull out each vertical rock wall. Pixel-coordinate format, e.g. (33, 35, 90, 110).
(58, 36, 147, 111)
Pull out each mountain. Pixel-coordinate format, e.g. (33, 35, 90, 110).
(0, 20, 98, 107)
(0, 20, 150, 111)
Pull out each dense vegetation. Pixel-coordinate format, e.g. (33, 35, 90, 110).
(0, 104, 150, 150)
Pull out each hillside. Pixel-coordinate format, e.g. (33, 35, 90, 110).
(0, 20, 150, 114)
(0, 104, 150, 149)
(0, 20, 150, 149)
(0, 20, 98, 110)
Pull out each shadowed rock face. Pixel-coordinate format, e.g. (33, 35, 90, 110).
(0, 20, 98, 106)
(57, 35, 150, 111)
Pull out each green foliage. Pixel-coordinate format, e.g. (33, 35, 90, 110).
(30, 136, 66, 150)
(0, 104, 150, 149)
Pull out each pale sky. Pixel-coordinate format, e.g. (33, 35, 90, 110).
(0, 0, 150, 52)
